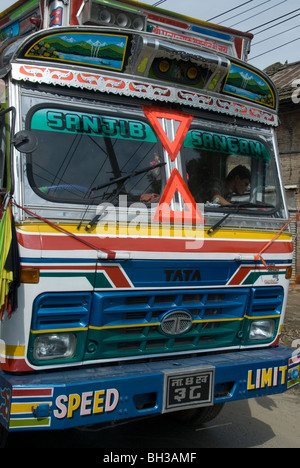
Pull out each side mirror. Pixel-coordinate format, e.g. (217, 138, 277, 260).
(13, 130, 38, 153)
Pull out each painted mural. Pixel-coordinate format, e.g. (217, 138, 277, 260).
(24, 32, 129, 71)
(223, 63, 275, 108)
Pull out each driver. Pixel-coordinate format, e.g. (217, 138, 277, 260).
(210, 165, 251, 206)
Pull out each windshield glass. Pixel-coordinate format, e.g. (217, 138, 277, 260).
(27, 106, 162, 205)
(25, 99, 283, 218)
(183, 127, 280, 213)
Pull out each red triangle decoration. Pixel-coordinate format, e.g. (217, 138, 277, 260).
(153, 168, 205, 224)
(143, 106, 193, 161)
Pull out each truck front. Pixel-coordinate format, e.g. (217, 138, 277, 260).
(0, 0, 299, 440)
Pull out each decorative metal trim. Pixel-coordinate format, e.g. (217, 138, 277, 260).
(11, 62, 278, 126)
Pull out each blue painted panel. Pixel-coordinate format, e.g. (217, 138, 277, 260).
(119, 259, 239, 287)
(1, 346, 296, 432)
(190, 25, 231, 41)
(32, 292, 92, 331)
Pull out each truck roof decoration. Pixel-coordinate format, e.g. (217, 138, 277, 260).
(0, 0, 278, 125)
(0, 0, 254, 60)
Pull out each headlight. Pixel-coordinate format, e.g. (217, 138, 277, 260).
(249, 320, 275, 341)
(34, 334, 76, 360)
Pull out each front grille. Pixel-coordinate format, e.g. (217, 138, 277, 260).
(29, 287, 284, 365)
(85, 289, 250, 360)
(249, 287, 284, 316)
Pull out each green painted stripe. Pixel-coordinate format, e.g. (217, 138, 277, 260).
(242, 271, 285, 285)
(10, 0, 40, 20)
(10, 418, 51, 429)
(40, 272, 113, 288)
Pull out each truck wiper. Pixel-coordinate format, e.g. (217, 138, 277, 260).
(208, 210, 234, 235)
(207, 202, 275, 235)
(208, 204, 246, 235)
(85, 162, 166, 231)
(91, 162, 165, 193)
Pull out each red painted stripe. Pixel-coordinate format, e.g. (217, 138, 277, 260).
(146, 13, 189, 29)
(2, 358, 33, 373)
(12, 388, 53, 397)
(19, 234, 293, 255)
(101, 265, 132, 288)
(16, 229, 294, 257)
(228, 267, 252, 285)
(289, 356, 300, 366)
(229, 265, 288, 285)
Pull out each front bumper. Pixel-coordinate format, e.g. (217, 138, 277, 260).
(0, 346, 299, 432)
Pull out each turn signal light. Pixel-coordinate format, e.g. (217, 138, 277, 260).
(286, 266, 293, 279)
(20, 268, 40, 284)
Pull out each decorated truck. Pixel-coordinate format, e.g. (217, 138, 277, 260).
(0, 0, 299, 446)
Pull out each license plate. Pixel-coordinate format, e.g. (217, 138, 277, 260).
(163, 366, 215, 413)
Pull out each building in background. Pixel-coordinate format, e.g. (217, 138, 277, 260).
(266, 61, 300, 284)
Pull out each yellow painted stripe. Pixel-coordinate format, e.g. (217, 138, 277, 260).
(17, 223, 292, 241)
(194, 318, 242, 323)
(30, 327, 88, 334)
(30, 315, 281, 334)
(89, 315, 281, 331)
(244, 315, 281, 320)
(89, 323, 161, 331)
(0, 344, 25, 358)
(89, 318, 242, 331)
(11, 402, 52, 415)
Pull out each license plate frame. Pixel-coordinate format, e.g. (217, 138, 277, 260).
(163, 366, 215, 413)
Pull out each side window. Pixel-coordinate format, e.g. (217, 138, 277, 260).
(26, 106, 162, 205)
(0, 129, 6, 191)
(0, 79, 8, 193)
(183, 127, 279, 213)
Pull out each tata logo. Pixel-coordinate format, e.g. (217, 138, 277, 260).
(164, 269, 201, 282)
(160, 310, 193, 336)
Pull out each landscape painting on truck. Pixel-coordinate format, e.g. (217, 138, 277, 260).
(24, 32, 129, 71)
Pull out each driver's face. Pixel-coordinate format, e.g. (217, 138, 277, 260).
(235, 176, 250, 195)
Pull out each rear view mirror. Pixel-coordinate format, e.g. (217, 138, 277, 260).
(13, 130, 38, 153)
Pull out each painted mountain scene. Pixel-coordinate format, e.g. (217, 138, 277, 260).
(223, 64, 275, 108)
(25, 32, 128, 71)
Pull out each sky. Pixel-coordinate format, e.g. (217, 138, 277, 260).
(0, 0, 299, 71)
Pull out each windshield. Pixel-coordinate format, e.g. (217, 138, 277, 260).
(25, 99, 283, 218)
(183, 127, 280, 213)
(27, 106, 162, 205)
